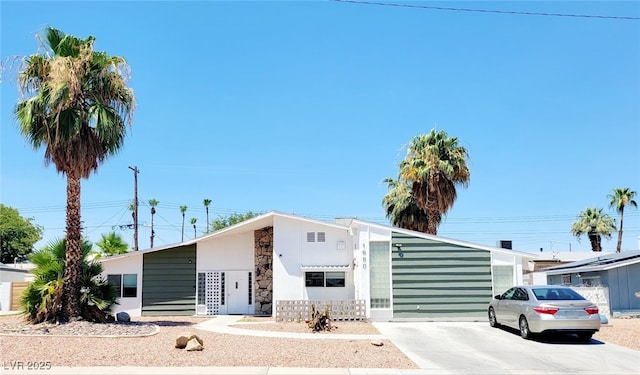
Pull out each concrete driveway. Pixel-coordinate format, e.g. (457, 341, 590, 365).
(373, 321, 640, 374)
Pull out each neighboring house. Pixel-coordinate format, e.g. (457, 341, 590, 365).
(99, 211, 535, 321)
(527, 251, 615, 284)
(0, 263, 33, 312)
(544, 252, 640, 316)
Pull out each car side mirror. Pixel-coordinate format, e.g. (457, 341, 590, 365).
(494, 295, 502, 300)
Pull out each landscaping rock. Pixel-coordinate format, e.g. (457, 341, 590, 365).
(116, 312, 130, 322)
(185, 337, 204, 351)
(176, 333, 203, 349)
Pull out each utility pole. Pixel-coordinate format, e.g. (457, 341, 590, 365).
(129, 166, 140, 252)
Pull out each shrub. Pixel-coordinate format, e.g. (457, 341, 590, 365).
(21, 238, 117, 323)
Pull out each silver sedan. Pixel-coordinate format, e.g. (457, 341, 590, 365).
(488, 285, 601, 341)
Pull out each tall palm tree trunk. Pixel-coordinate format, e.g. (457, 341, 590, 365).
(616, 207, 624, 253)
(62, 173, 82, 321)
(588, 232, 602, 252)
(426, 174, 440, 235)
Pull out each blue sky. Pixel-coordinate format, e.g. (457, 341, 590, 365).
(1, 1, 639, 255)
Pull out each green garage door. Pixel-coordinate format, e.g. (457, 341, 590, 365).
(142, 245, 196, 316)
(392, 233, 492, 318)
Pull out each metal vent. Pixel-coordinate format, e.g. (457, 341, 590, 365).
(307, 232, 315, 242)
(317, 232, 326, 242)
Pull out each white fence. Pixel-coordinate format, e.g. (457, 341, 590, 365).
(275, 300, 367, 322)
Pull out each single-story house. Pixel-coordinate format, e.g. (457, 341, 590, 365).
(544, 251, 640, 316)
(99, 211, 535, 321)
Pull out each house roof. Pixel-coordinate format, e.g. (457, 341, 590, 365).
(544, 251, 640, 275)
(100, 210, 537, 262)
(533, 251, 615, 263)
(347, 218, 537, 259)
(100, 211, 349, 263)
(0, 263, 30, 273)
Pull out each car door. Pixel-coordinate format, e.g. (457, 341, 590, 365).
(495, 287, 517, 325)
(503, 287, 529, 325)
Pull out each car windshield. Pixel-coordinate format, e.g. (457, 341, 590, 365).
(532, 287, 586, 301)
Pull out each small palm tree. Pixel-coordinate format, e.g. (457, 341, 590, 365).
(608, 188, 637, 253)
(203, 199, 212, 233)
(22, 238, 117, 323)
(571, 207, 616, 252)
(190, 217, 198, 238)
(382, 178, 430, 233)
(14, 27, 135, 321)
(180, 205, 187, 241)
(148, 199, 159, 248)
(94, 232, 129, 259)
(398, 129, 470, 235)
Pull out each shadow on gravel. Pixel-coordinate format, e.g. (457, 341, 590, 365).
(143, 320, 194, 327)
(497, 326, 605, 345)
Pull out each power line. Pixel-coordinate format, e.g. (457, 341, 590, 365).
(331, 0, 640, 20)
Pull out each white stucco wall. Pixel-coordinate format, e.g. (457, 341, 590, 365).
(197, 232, 255, 271)
(356, 224, 393, 321)
(0, 282, 12, 312)
(272, 216, 354, 303)
(0, 269, 31, 282)
(99, 255, 143, 317)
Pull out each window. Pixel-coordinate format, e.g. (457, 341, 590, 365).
(325, 272, 345, 287)
(107, 274, 137, 298)
(307, 232, 315, 242)
(561, 274, 572, 285)
(306, 232, 326, 243)
(107, 275, 121, 297)
(513, 288, 529, 301)
(492, 265, 514, 296)
(305, 271, 345, 287)
(248, 272, 253, 305)
(370, 241, 390, 308)
(122, 274, 137, 297)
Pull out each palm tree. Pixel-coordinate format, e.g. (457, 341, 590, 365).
(398, 129, 470, 235)
(14, 27, 134, 321)
(203, 198, 212, 232)
(148, 199, 158, 248)
(22, 238, 117, 323)
(190, 217, 198, 238)
(180, 205, 187, 241)
(382, 178, 430, 233)
(571, 207, 616, 252)
(608, 188, 637, 253)
(94, 231, 129, 258)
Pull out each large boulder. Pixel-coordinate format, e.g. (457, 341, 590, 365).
(176, 333, 203, 349)
(116, 312, 130, 322)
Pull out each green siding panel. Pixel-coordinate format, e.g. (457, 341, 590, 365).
(142, 245, 196, 316)
(391, 232, 493, 318)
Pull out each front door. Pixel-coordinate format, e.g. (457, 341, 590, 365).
(226, 270, 251, 314)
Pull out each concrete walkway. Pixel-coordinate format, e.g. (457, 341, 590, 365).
(194, 315, 385, 340)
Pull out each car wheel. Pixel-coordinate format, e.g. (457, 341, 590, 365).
(519, 316, 531, 340)
(576, 332, 593, 342)
(488, 307, 499, 327)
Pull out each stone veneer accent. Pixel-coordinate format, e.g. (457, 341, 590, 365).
(254, 226, 273, 315)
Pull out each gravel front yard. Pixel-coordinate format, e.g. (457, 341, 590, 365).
(0, 315, 417, 369)
(1, 315, 637, 368)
